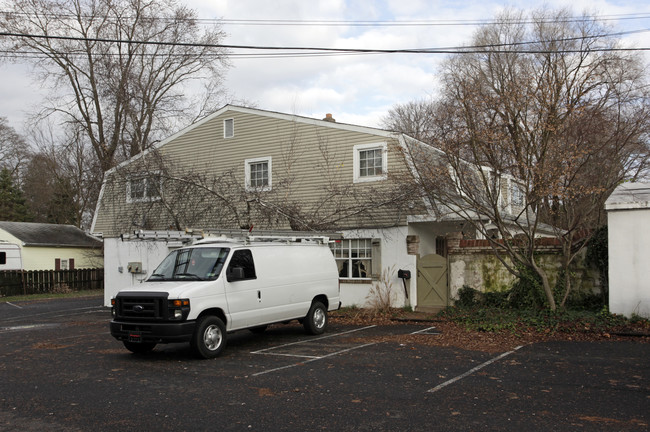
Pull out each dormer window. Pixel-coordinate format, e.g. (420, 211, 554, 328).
(353, 142, 387, 183)
(224, 118, 234, 138)
(511, 181, 525, 207)
(127, 174, 161, 203)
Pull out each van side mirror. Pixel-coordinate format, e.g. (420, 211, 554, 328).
(229, 266, 245, 281)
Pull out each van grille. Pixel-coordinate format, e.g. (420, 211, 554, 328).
(115, 295, 166, 320)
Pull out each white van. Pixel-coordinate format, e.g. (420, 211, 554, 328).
(109, 236, 340, 358)
(0, 242, 22, 271)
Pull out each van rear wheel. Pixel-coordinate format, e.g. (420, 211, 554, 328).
(303, 301, 327, 335)
(191, 316, 227, 359)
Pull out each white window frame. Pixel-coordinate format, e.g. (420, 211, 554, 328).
(353, 142, 387, 183)
(245, 156, 272, 192)
(485, 169, 504, 209)
(224, 118, 234, 138)
(330, 239, 373, 280)
(126, 173, 162, 203)
(510, 180, 526, 208)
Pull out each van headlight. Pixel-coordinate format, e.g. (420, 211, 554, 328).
(168, 299, 190, 320)
(110, 298, 116, 318)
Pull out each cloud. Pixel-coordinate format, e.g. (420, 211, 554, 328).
(1, 0, 648, 135)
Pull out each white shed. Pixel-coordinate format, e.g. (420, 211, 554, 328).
(605, 182, 650, 318)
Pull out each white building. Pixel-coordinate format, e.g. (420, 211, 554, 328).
(605, 182, 650, 318)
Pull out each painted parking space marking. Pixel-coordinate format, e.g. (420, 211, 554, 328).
(251, 342, 377, 377)
(410, 326, 441, 335)
(427, 345, 524, 393)
(251, 325, 376, 356)
(250, 325, 377, 377)
(5, 302, 23, 309)
(0, 323, 60, 333)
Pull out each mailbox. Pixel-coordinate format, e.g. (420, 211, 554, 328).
(398, 269, 411, 279)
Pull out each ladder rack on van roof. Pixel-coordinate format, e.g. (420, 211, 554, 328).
(245, 235, 332, 244)
(120, 229, 341, 245)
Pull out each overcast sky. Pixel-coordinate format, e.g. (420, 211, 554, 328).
(1, 0, 649, 136)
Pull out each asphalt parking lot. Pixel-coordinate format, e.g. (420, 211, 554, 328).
(0, 296, 648, 431)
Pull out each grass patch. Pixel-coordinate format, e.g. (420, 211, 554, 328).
(1, 289, 103, 304)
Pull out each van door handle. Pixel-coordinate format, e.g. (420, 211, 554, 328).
(257, 290, 261, 301)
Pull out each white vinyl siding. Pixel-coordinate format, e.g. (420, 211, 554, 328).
(93, 108, 409, 236)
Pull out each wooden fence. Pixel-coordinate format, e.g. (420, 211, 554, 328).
(0, 268, 104, 297)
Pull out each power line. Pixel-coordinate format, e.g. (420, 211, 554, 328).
(1, 29, 649, 59)
(3, 11, 650, 27)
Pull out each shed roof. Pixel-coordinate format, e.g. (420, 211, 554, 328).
(0, 222, 102, 248)
(605, 182, 650, 211)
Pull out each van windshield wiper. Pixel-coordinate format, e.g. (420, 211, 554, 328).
(174, 273, 204, 281)
(148, 273, 168, 280)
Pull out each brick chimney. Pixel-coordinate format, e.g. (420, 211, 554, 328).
(323, 113, 336, 122)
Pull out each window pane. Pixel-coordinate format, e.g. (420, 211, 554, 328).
(224, 119, 234, 138)
(334, 239, 373, 279)
(250, 162, 268, 187)
(359, 149, 382, 177)
(146, 176, 160, 199)
(130, 178, 145, 199)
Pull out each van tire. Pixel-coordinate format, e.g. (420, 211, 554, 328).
(303, 301, 327, 335)
(123, 341, 156, 354)
(191, 316, 227, 359)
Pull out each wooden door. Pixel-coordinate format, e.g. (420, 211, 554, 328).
(416, 254, 448, 309)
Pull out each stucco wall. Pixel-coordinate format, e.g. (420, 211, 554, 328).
(447, 239, 600, 303)
(338, 226, 415, 308)
(607, 208, 650, 318)
(103, 238, 178, 306)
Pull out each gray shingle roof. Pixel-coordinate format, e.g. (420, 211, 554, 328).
(0, 222, 102, 248)
(605, 182, 650, 211)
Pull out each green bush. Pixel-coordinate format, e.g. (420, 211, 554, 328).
(456, 285, 480, 307)
(508, 264, 546, 309)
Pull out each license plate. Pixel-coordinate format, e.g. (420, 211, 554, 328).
(128, 332, 142, 343)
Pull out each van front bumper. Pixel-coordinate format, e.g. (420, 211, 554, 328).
(110, 319, 196, 344)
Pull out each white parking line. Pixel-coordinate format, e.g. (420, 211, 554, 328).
(427, 345, 524, 393)
(252, 342, 377, 377)
(410, 326, 439, 335)
(250, 325, 376, 355)
(250, 325, 378, 377)
(5, 302, 23, 309)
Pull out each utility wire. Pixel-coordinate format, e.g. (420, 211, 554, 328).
(1, 28, 649, 58)
(3, 11, 650, 27)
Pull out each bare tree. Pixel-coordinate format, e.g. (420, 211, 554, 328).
(23, 123, 102, 228)
(398, 8, 650, 310)
(0, 118, 30, 176)
(1, 0, 229, 172)
(381, 99, 437, 144)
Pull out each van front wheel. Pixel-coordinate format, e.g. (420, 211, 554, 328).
(191, 316, 227, 359)
(303, 301, 327, 335)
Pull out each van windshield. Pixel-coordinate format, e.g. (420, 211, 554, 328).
(148, 247, 230, 281)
